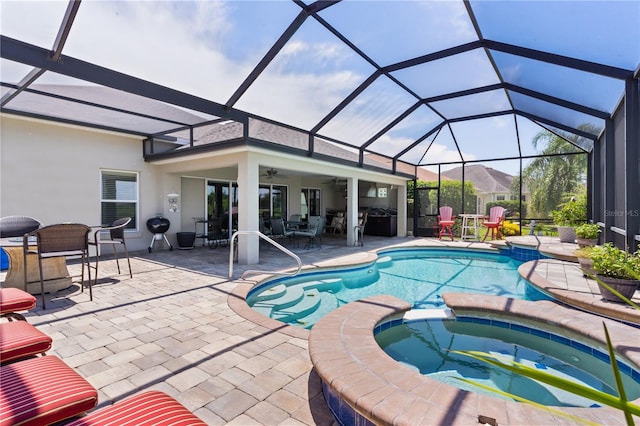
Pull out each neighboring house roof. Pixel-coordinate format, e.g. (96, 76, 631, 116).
(441, 165, 513, 194)
(415, 167, 450, 181)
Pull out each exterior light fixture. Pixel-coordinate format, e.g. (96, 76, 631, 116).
(167, 193, 180, 212)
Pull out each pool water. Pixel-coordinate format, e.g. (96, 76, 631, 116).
(375, 317, 640, 407)
(247, 249, 550, 328)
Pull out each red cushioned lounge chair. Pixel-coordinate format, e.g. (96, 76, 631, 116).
(0, 320, 52, 364)
(0, 355, 98, 425)
(0, 287, 36, 321)
(66, 390, 207, 426)
(0, 287, 51, 365)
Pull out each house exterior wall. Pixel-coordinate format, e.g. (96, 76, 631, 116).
(1, 115, 410, 261)
(0, 115, 163, 252)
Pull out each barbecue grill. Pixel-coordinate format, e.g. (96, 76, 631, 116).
(146, 216, 173, 252)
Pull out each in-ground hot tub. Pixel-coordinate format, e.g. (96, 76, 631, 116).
(309, 293, 640, 425)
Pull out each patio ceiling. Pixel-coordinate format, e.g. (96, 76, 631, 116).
(1, 0, 639, 175)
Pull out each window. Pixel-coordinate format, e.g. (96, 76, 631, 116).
(496, 195, 506, 201)
(101, 170, 138, 229)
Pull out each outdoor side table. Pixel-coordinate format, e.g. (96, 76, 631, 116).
(459, 214, 485, 241)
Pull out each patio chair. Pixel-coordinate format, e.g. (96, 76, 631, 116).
(354, 212, 367, 246)
(326, 213, 345, 235)
(295, 216, 324, 249)
(269, 217, 295, 243)
(438, 206, 455, 241)
(88, 217, 132, 285)
(482, 206, 506, 242)
(288, 214, 301, 222)
(24, 223, 92, 309)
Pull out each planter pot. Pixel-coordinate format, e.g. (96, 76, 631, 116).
(577, 257, 594, 277)
(595, 275, 640, 303)
(176, 232, 196, 249)
(557, 226, 576, 243)
(575, 237, 597, 248)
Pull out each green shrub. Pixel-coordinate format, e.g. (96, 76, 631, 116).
(551, 194, 586, 226)
(575, 223, 600, 239)
(485, 200, 527, 218)
(590, 243, 640, 280)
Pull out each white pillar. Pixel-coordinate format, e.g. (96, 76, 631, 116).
(346, 177, 359, 246)
(236, 153, 260, 264)
(396, 184, 407, 237)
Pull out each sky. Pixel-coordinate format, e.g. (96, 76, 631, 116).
(1, 0, 637, 177)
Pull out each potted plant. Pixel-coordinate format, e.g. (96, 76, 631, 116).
(590, 243, 640, 303)
(551, 195, 585, 243)
(574, 246, 596, 277)
(574, 223, 600, 247)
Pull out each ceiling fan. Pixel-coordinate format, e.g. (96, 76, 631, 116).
(323, 177, 347, 186)
(261, 168, 287, 179)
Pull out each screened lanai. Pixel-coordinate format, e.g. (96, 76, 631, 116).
(1, 0, 639, 251)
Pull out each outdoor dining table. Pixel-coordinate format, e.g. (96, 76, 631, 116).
(0, 236, 72, 294)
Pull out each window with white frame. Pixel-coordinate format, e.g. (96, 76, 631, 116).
(100, 170, 138, 229)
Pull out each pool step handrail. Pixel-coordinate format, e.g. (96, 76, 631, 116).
(229, 230, 302, 279)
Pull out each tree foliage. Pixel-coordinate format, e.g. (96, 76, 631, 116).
(522, 130, 589, 218)
(408, 180, 476, 215)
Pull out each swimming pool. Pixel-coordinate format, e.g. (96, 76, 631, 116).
(247, 248, 551, 328)
(375, 314, 640, 407)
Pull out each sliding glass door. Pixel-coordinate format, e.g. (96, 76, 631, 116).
(259, 184, 288, 219)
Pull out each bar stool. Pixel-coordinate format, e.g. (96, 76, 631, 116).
(438, 206, 455, 241)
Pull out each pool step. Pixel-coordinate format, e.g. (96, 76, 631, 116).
(376, 255, 393, 268)
(252, 285, 305, 317)
(251, 278, 341, 320)
(272, 289, 321, 322)
(301, 278, 342, 292)
(250, 284, 287, 303)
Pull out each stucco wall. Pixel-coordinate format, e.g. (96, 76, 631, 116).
(0, 115, 163, 252)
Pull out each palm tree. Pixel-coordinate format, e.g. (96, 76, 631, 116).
(522, 129, 589, 218)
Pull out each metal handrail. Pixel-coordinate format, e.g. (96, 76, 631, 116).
(229, 230, 302, 279)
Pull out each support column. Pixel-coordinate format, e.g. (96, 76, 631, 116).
(236, 153, 260, 264)
(346, 177, 359, 246)
(604, 119, 615, 244)
(396, 184, 407, 237)
(625, 77, 639, 251)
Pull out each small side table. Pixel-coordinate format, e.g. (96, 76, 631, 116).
(459, 214, 485, 241)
